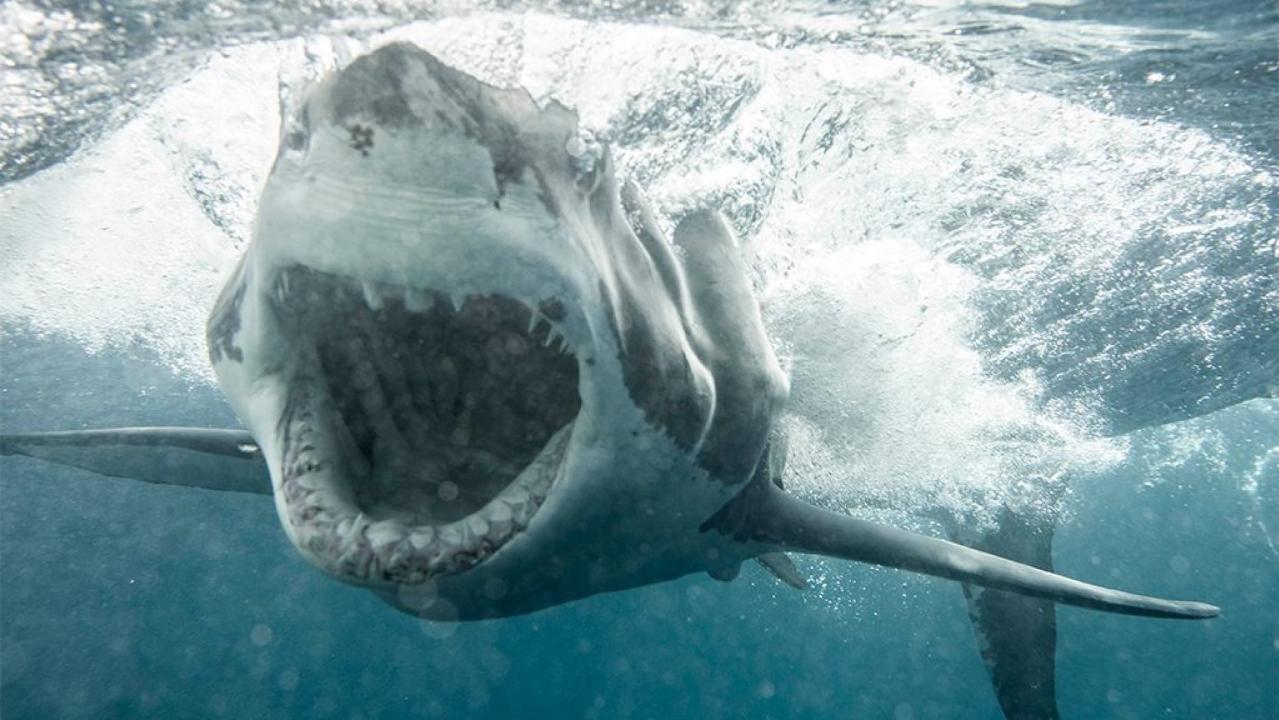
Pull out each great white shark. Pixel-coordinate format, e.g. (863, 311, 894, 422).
(2, 43, 1223, 717)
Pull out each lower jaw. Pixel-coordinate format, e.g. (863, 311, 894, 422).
(274, 379, 573, 585)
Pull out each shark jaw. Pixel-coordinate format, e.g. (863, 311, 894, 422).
(268, 265, 583, 584)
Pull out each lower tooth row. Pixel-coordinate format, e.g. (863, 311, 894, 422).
(287, 431, 564, 581)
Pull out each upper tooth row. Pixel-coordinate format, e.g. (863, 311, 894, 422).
(357, 281, 461, 314)
(357, 280, 573, 353)
(275, 274, 574, 353)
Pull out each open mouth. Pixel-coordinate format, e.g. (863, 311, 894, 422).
(269, 265, 580, 584)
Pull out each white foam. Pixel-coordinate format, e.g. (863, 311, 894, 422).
(1, 13, 1269, 526)
(0, 41, 285, 381)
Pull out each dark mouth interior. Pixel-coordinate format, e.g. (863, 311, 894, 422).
(279, 266, 580, 525)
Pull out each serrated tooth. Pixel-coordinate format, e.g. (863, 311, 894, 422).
(362, 282, 384, 310)
(347, 512, 369, 540)
(404, 287, 432, 312)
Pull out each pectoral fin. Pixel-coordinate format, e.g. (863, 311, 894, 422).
(715, 480, 1218, 619)
(1, 427, 271, 495)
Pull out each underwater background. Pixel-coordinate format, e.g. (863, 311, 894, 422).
(1, 1, 1276, 718)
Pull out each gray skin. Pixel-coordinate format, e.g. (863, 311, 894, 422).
(1, 43, 1218, 630)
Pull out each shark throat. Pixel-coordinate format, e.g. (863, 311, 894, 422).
(271, 265, 581, 583)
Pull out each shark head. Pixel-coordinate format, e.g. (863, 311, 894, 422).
(207, 43, 789, 616)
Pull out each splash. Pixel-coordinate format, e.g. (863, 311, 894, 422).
(1127, 400, 1279, 561)
(0, 12, 1272, 524)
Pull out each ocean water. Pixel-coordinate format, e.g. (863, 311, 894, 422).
(1, 2, 1276, 718)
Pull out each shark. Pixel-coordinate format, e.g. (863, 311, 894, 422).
(1, 43, 1221, 716)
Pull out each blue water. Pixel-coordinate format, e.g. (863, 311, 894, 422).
(2, 335, 1275, 717)
(2, 1, 1277, 718)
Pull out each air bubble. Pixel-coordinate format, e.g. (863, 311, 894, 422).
(249, 624, 273, 646)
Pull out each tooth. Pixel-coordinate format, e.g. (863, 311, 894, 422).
(348, 512, 369, 538)
(467, 516, 490, 537)
(404, 287, 432, 312)
(309, 508, 337, 526)
(527, 312, 541, 334)
(488, 502, 513, 523)
(366, 520, 405, 549)
(438, 524, 463, 547)
(305, 487, 338, 511)
(450, 292, 465, 312)
(507, 484, 531, 506)
(294, 471, 325, 491)
(409, 529, 436, 550)
(335, 516, 355, 538)
(362, 282, 384, 310)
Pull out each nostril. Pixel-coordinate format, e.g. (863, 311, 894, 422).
(285, 128, 308, 151)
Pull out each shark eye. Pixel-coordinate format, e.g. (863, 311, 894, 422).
(566, 130, 604, 194)
(283, 104, 312, 153)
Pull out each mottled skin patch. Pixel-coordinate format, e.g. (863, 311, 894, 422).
(348, 124, 374, 156)
(321, 44, 576, 208)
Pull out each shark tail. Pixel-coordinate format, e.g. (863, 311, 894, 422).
(953, 510, 1061, 720)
